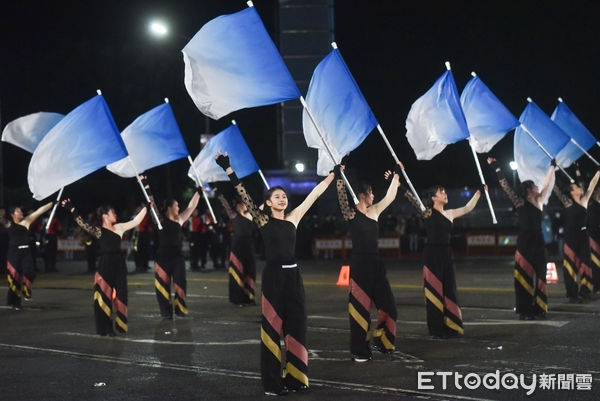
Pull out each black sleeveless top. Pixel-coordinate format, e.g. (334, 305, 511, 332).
(260, 218, 296, 265)
(8, 223, 29, 250)
(588, 201, 600, 239)
(349, 211, 379, 254)
(425, 209, 452, 246)
(157, 218, 183, 257)
(97, 227, 122, 255)
(564, 203, 587, 241)
(232, 215, 254, 239)
(515, 201, 544, 248)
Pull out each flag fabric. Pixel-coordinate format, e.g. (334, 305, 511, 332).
(551, 101, 597, 168)
(2, 112, 64, 153)
(302, 48, 378, 176)
(28, 95, 128, 200)
(182, 5, 300, 120)
(406, 69, 470, 160)
(515, 101, 571, 157)
(107, 102, 189, 177)
(188, 124, 259, 185)
(460, 75, 519, 153)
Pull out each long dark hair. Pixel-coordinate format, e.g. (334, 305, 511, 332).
(424, 185, 444, 208)
(519, 180, 536, 199)
(161, 199, 177, 215)
(96, 205, 115, 220)
(356, 181, 372, 198)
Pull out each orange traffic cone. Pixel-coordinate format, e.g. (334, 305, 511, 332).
(336, 265, 350, 286)
(546, 262, 558, 283)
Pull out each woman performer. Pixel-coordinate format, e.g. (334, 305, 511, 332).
(488, 158, 555, 318)
(552, 170, 600, 302)
(405, 179, 482, 337)
(587, 186, 600, 292)
(151, 181, 200, 319)
(216, 151, 334, 396)
(336, 161, 401, 362)
(217, 193, 257, 306)
(62, 199, 147, 335)
(5, 202, 53, 308)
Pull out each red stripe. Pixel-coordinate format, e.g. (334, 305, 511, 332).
(537, 278, 547, 295)
(261, 295, 282, 333)
(515, 251, 534, 278)
(174, 283, 186, 300)
(245, 276, 255, 289)
(7, 262, 21, 282)
(284, 334, 308, 366)
(113, 297, 128, 316)
(377, 310, 396, 335)
(423, 266, 443, 297)
(22, 276, 32, 288)
(563, 244, 579, 266)
(590, 237, 600, 254)
(229, 252, 244, 274)
(154, 262, 170, 285)
(580, 263, 592, 277)
(94, 272, 112, 299)
(444, 296, 463, 320)
(349, 278, 372, 312)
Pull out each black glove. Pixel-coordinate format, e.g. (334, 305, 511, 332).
(216, 154, 231, 170)
(332, 164, 342, 177)
(478, 184, 487, 193)
(140, 175, 153, 198)
(551, 158, 557, 167)
(340, 154, 350, 166)
(393, 164, 403, 175)
(61, 199, 75, 214)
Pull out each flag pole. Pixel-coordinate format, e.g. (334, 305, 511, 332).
(520, 122, 574, 183)
(187, 155, 217, 223)
(300, 96, 359, 204)
(556, 98, 600, 166)
(468, 139, 497, 224)
(258, 170, 270, 190)
(126, 157, 163, 230)
(375, 124, 426, 211)
(45, 187, 64, 232)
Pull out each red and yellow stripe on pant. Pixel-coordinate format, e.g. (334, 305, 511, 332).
(515, 251, 547, 313)
(423, 266, 463, 335)
(589, 237, 600, 291)
(229, 252, 255, 301)
(94, 272, 127, 332)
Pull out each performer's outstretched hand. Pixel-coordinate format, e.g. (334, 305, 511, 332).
(60, 198, 75, 213)
(215, 151, 230, 170)
(487, 157, 496, 165)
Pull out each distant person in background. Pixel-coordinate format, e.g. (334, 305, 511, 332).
(587, 186, 600, 292)
(199, 210, 217, 270)
(134, 207, 152, 273)
(83, 212, 98, 273)
(27, 211, 43, 272)
(4, 202, 53, 309)
(44, 215, 62, 272)
(405, 213, 420, 253)
(0, 208, 9, 276)
(188, 209, 202, 271)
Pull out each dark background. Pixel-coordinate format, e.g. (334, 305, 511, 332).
(1, 0, 599, 213)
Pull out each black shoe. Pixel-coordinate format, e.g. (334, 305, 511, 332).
(519, 313, 535, 320)
(534, 311, 547, 319)
(351, 354, 372, 363)
(371, 340, 394, 354)
(264, 388, 289, 396)
(569, 297, 584, 304)
(288, 385, 308, 393)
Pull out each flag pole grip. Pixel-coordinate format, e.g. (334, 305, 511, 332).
(187, 155, 217, 223)
(45, 187, 64, 232)
(127, 157, 163, 230)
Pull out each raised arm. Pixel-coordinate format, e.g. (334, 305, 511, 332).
(537, 162, 556, 207)
(61, 198, 101, 239)
(287, 173, 335, 227)
(217, 194, 237, 220)
(404, 189, 432, 218)
(21, 201, 53, 229)
(335, 167, 355, 221)
(488, 158, 524, 208)
(115, 207, 147, 236)
(216, 152, 268, 227)
(178, 191, 201, 225)
(371, 168, 401, 219)
(581, 170, 600, 208)
(447, 189, 482, 220)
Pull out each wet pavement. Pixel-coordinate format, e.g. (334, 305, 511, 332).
(1, 256, 599, 400)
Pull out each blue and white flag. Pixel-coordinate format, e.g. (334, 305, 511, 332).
(188, 124, 259, 184)
(182, 5, 300, 120)
(28, 95, 128, 200)
(406, 69, 470, 160)
(514, 100, 569, 203)
(302, 48, 378, 176)
(2, 112, 64, 153)
(107, 102, 189, 177)
(551, 100, 597, 168)
(460, 75, 519, 153)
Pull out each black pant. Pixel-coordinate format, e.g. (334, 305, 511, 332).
(260, 262, 308, 392)
(93, 254, 128, 335)
(189, 232, 200, 270)
(6, 249, 35, 307)
(44, 234, 58, 272)
(563, 238, 592, 298)
(154, 254, 187, 318)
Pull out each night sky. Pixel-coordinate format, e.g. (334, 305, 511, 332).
(2, 0, 600, 211)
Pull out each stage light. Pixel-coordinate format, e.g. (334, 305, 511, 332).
(295, 162, 305, 173)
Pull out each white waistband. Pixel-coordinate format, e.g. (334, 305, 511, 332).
(18, 245, 30, 249)
(282, 263, 297, 269)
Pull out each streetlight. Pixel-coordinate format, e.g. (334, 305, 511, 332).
(149, 20, 168, 38)
(295, 162, 305, 173)
(509, 161, 518, 187)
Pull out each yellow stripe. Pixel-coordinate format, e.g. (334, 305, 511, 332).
(228, 267, 244, 288)
(424, 288, 444, 312)
(581, 278, 593, 291)
(348, 303, 369, 334)
(284, 362, 309, 387)
(592, 253, 600, 268)
(373, 328, 395, 351)
(563, 260, 577, 281)
(7, 275, 20, 295)
(174, 299, 188, 315)
(444, 316, 464, 335)
(115, 316, 128, 332)
(535, 296, 548, 312)
(261, 327, 281, 362)
(22, 285, 31, 298)
(93, 291, 112, 318)
(514, 270, 534, 295)
(154, 278, 172, 302)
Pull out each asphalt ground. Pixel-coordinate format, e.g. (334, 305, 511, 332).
(1, 256, 599, 401)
